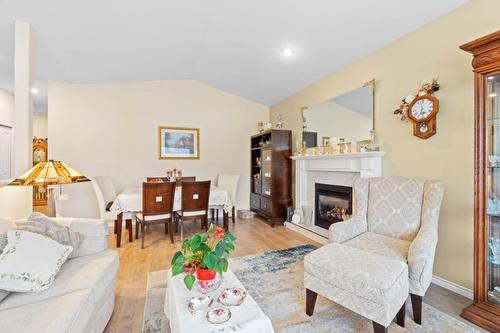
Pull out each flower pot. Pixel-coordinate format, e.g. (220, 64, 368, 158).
(196, 268, 217, 281)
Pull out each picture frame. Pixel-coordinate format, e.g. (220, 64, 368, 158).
(158, 126, 200, 160)
(321, 136, 331, 147)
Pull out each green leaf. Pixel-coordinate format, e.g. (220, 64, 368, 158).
(203, 252, 217, 270)
(223, 239, 235, 251)
(171, 251, 184, 265)
(193, 243, 211, 254)
(190, 234, 201, 251)
(171, 263, 185, 276)
(184, 274, 196, 290)
(200, 232, 209, 243)
(225, 230, 236, 241)
(182, 239, 190, 253)
(215, 241, 225, 258)
(215, 258, 229, 273)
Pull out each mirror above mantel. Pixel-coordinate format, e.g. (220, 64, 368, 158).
(301, 81, 375, 150)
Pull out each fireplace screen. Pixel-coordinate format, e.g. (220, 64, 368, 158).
(315, 183, 352, 230)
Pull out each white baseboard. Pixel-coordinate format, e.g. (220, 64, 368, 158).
(432, 275, 473, 300)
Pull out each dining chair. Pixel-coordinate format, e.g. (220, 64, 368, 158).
(174, 180, 211, 240)
(94, 175, 119, 233)
(176, 176, 195, 186)
(210, 174, 240, 224)
(146, 176, 196, 185)
(135, 181, 176, 248)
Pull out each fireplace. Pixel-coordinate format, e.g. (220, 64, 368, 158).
(315, 183, 352, 230)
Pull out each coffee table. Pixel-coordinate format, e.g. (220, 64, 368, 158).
(164, 269, 274, 333)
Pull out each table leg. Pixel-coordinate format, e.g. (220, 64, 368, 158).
(126, 219, 133, 242)
(223, 210, 229, 231)
(116, 213, 123, 248)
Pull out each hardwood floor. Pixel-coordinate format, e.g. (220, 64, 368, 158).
(102, 216, 482, 332)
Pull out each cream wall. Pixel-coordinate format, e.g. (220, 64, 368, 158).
(304, 101, 372, 144)
(0, 89, 14, 127)
(48, 80, 268, 209)
(0, 90, 32, 220)
(271, 0, 500, 289)
(33, 115, 48, 138)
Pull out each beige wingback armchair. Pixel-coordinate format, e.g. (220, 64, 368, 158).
(328, 176, 444, 324)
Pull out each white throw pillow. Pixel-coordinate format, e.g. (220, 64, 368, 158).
(0, 218, 16, 253)
(0, 230, 73, 292)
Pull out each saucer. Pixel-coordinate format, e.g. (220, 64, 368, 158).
(206, 307, 231, 324)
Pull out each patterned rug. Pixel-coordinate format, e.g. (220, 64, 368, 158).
(143, 244, 478, 333)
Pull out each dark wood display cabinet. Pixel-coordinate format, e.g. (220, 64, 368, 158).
(460, 30, 500, 332)
(250, 129, 292, 226)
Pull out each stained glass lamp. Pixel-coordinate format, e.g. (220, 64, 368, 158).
(9, 160, 90, 216)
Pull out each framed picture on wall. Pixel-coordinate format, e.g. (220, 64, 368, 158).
(321, 136, 331, 147)
(158, 126, 200, 160)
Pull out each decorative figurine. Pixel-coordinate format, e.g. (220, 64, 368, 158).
(275, 114, 284, 129)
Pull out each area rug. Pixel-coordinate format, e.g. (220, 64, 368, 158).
(143, 244, 478, 333)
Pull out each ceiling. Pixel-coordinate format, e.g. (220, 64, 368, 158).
(0, 0, 469, 114)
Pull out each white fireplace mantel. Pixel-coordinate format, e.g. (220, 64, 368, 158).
(291, 151, 386, 177)
(287, 152, 387, 243)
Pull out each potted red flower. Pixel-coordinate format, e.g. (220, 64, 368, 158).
(171, 224, 236, 290)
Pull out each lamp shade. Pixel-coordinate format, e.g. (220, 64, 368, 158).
(9, 160, 90, 186)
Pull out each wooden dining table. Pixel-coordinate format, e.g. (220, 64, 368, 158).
(110, 186, 233, 247)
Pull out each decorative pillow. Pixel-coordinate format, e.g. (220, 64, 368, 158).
(0, 218, 15, 302)
(0, 230, 73, 292)
(0, 218, 16, 253)
(16, 212, 83, 255)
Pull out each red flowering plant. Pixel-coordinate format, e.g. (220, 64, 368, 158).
(170, 224, 236, 290)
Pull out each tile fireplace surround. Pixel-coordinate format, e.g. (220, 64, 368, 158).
(286, 152, 387, 244)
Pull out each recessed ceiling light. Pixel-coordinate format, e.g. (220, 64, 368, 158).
(487, 76, 495, 80)
(31, 88, 38, 94)
(282, 47, 295, 57)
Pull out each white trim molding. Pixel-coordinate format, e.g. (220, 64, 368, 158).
(432, 275, 473, 300)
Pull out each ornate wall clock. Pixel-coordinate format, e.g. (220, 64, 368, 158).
(407, 94, 439, 139)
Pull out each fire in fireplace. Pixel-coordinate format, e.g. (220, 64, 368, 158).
(315, 183, 352, 230)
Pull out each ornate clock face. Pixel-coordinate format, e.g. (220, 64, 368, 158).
(411, 98, 434, 120)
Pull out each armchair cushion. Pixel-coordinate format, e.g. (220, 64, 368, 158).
(343, 231, 411, 262)
(367, 177, 425, 241)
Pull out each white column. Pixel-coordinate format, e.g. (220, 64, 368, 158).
(14, 21, 33, 175)
(6, 20, 34, 216)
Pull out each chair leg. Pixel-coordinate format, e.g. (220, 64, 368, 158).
(180, 219, 184, 241)
(169, 219, 174, 244)
(204, 216, 209, 231)
(114, 219, 118, 234)
(372, 322, 387, 333)
(396, 301, 405, 327)
(164, 220, 168, 234)
(410, 294, 422, 324)
(135, 218, 139, 239)
(216, 209, 219, 221)
(126, 219, 133, 242)
(232, 206, 236, 224)
(305, 289, 317, 316)
(141, 222, 145, 249)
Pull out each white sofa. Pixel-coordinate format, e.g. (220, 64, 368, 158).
(0, 217, 118, 333)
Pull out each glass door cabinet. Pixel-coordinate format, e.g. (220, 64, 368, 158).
(461, 30, 500, 332)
